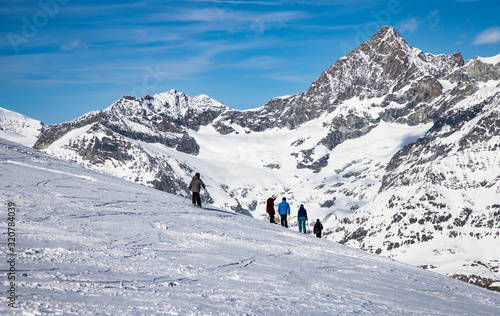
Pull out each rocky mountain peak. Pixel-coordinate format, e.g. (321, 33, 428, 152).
(361, 25, 411, 55)
(105, 89, 228, 122)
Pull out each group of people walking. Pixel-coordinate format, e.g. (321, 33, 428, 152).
(266, 196, 324, 238)
(189, 173, 324, 238)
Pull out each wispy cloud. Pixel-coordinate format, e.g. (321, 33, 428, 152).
(152, 7, 310, 27)
(399, 17, 420, 34)
(180, 0, 359, 5)
(180, 0, 280, 5)
(60, 40, 89, 52)
(428, 10, 439, 27)
(398, 10, 440, 34)
(474, 27, 500, 45)
(250, 11, 309, 33)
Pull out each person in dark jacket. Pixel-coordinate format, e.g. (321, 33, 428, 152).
(313, 219, 323, 238)
(297, 204, 308, 233)
(266, 195, 276, 223)
(277, 197, 290, 228)
(189, 172, 206, 207)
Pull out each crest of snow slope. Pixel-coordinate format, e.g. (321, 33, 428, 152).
(1, 139, 500, 315)
(0, 107, 45, 147)
(478, 53, 500, 65)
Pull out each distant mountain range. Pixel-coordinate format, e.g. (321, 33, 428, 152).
(1, 26, 499, 291)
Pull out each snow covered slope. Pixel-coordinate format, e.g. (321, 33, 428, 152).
(1, 138, 500, 315)
(0, 107, 45, 147)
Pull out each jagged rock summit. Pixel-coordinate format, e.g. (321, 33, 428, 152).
(211, 26, 465, 136)
(22, 25, 500, 291)
(35, 90, 229, 155)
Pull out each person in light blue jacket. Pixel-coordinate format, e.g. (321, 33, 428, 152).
(278, 197, 290, 228)
(297, 204, 308, 233)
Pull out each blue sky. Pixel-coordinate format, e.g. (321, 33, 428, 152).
(1, 0, 499, 125)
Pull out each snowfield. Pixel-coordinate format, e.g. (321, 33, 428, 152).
(1, 138, 500, 315)
(0, 107, 44, 148)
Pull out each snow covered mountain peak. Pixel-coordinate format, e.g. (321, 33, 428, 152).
(477, 53, 500, 65)
(106, 89, 228, 120)
(313, 26, 463, 106)
(363, 25, 413, 54)
(153, 89, 227, 115)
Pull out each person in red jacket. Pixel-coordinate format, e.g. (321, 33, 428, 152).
(266, 195, 276, 223)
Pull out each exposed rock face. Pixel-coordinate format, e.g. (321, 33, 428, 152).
(466, 58, 500, 81)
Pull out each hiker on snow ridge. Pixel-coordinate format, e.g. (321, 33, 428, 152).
(278, 197, 290, 228)
(314, 219, 323, 238)
(297, 204, 308, 233)
(189, 172, 206, 208)
(266, 195, 276, 224)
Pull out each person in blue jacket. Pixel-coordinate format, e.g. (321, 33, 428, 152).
(297, 204, 308, 233)
(278, 197, 290, 228)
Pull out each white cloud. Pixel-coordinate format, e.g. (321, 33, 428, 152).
(398, 10, 440, 35)
(474, 27, 500, 45)
(399, 17, 420, 34)
(60, 40, 89, 52)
